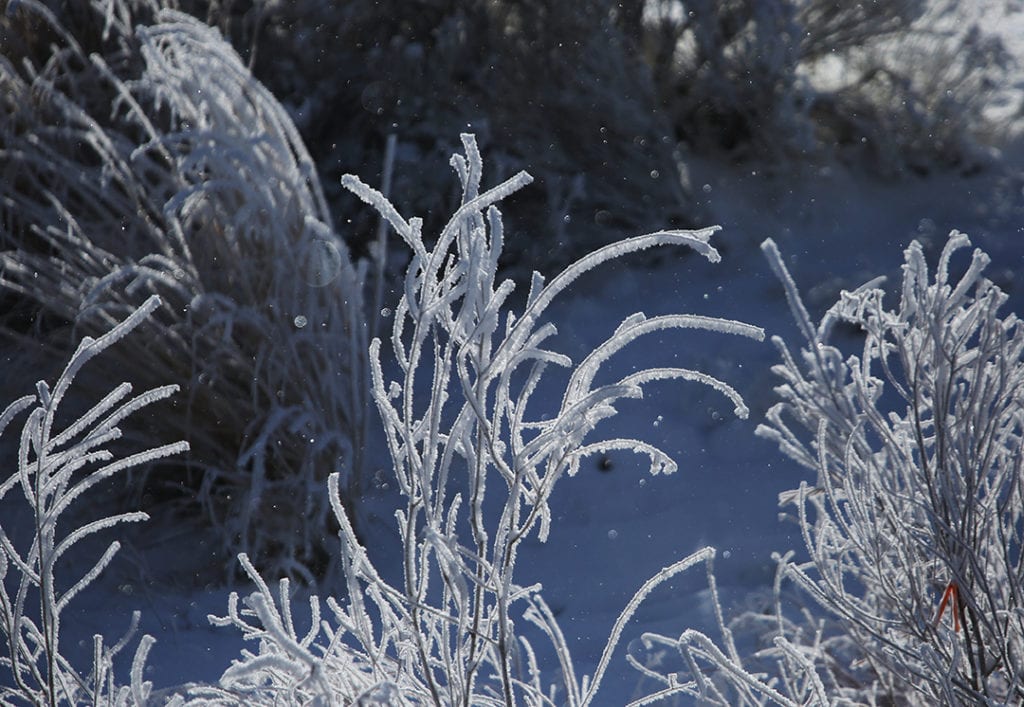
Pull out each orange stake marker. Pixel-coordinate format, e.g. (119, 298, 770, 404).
(934, 581, 960, 633)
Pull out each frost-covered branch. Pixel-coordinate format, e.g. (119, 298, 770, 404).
(0, 295, 187, 706)
(186, 134, 764, 705)
(758, 232, 1024, 703)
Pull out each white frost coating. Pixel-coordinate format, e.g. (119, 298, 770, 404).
(116, 128, 767, 704)
(565, 313, 763, 408)
(570, 439, 678, 476)
(180, 133, 765, 704)
(621, 367, 751, 419)
(751, 232, 1024, 704)
(509, 228, 723, 348)
(1, 2, 369, 583)
(166, 135, 766, 705)
(0, 297, 187, 705)
(583, 548, 718, 704)
(761, 237, 817, 345)
(341, 175, 415, 247)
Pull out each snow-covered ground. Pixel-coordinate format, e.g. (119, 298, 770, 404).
(53, 142, 1024, 703)
(24, 2, 1024, 703)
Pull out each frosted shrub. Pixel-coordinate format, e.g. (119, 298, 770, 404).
(618, 555, 829, 706)
(0, 1, 366, 581)
(757, 233, 1024, 703)
(0, 296, 187, 706)
(616, 232, 1024, 705)
(178, 134, 765, 705)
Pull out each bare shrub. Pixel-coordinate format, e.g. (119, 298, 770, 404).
(171, 134, 764, 706)
(757, 233, 1024, 703)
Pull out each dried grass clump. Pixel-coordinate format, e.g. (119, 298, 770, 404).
(0, 0, 367, 583)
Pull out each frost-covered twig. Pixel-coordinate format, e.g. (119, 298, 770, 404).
(758, 232, 1024, 703)
(0, 295, 187, 706)
(188, 134, 764, 705)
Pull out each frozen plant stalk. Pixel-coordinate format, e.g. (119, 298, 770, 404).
(187, 135, 764, 706)
(337, 134, 762, 704)
(0, 295, 188, 706)
(759, 233, 1024, 703)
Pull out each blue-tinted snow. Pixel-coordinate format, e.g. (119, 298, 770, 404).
(54, 5, 1024, 701)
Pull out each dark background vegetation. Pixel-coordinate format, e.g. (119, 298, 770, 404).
(181, 0, 1013, 270)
